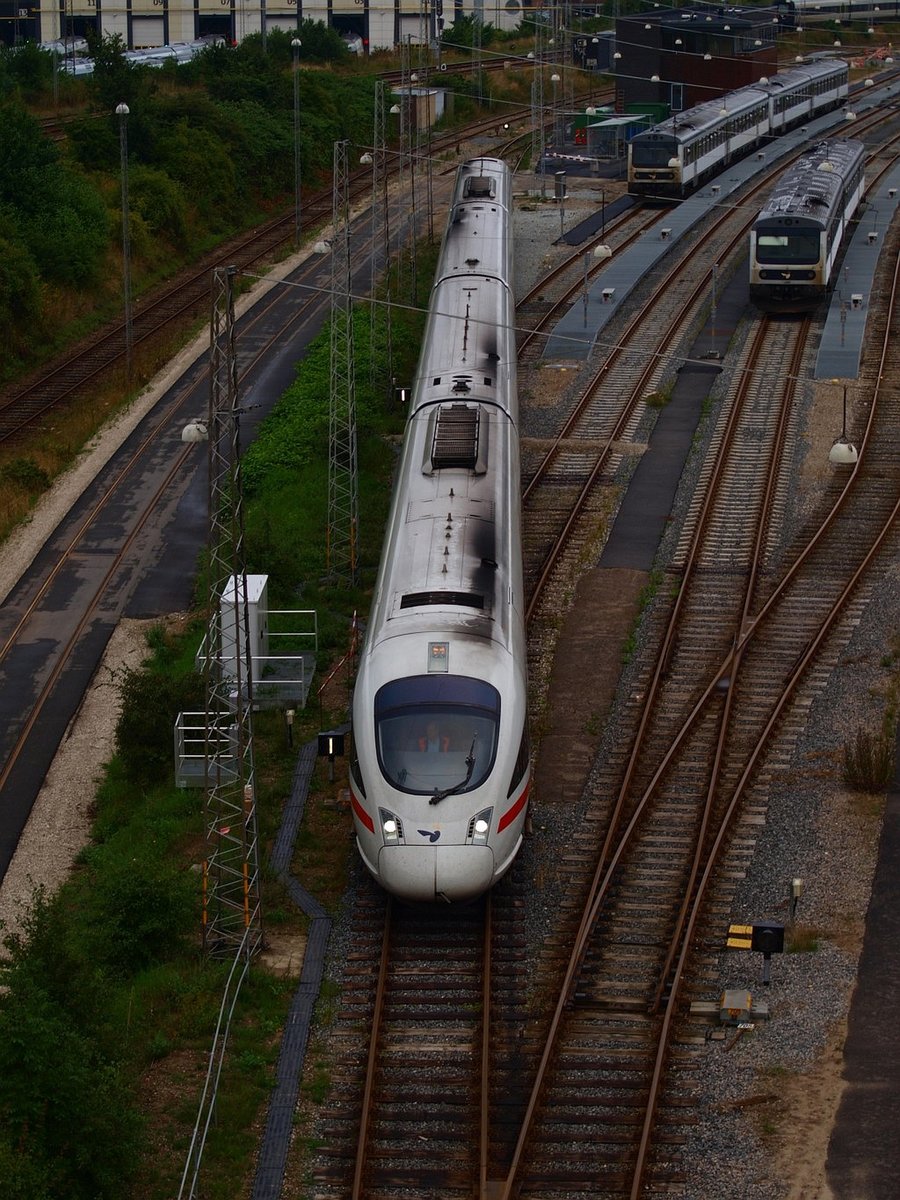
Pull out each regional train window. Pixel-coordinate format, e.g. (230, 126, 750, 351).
(374, 674, 501, 797)
(755, 230, 820, 264)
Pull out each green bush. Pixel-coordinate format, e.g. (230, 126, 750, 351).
(0, 894, 143, 1199)
(114, 662, 204, 786)
(77, 851, 197, 975)
(129, 164, 189, 246)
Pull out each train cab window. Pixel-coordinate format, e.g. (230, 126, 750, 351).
(631, 138, 678, 168)
(755, 229, 820, 264)
(374, 675, 501, 798)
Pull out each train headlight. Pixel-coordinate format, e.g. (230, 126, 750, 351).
(379, 809, 404, 845)
(468, 808, 493, 845)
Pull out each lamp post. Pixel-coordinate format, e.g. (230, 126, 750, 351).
(550, 72, 560, 148)
(291, 38, 302, 249)
(829, 383, 858, 464)
(115, 102, 133, 379)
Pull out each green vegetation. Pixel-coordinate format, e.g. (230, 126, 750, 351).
(0, 19, 564, 394)
(0, 28, 379, 384)
(0, 236, 435, 1195)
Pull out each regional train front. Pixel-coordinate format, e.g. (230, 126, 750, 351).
(348, 157, 530, 903)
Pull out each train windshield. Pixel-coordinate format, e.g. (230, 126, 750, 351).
(755, 228, 820, 264)
(374, 675, 501, 797)
(630, 138, 678, 167)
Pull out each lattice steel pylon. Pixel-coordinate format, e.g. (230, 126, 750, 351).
(327, 141, 360, 586)
(531, 19, 547, 197)
(399, 35, 418, 306)
(202, 265, 263, 960)
(369, 79, 393, 388)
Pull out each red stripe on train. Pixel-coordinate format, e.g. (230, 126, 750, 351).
(351, 789, 374, 833)
(498, 782, 530, 833)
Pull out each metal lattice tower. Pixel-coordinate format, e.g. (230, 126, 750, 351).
(473, 2, 484, 107)
(400, 35, 418, 305)
(531, 19, 547, 197)
(413, 41, 435, 247)
(327, 141, 360, 586)
(369, 79, 393, 386)
(563, 11, 575, 116)
(202, 265, 262, 961)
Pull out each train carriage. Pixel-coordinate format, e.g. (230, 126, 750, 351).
(627, 60, 849, 201)
(349, 157, 530, 904)
(750, 138, 866, 311)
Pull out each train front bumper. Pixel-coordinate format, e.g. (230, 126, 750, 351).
(377, 844, 495, 903)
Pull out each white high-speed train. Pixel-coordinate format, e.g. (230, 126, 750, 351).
(627, 59, 849, 201)
(349, 157, 530, 904)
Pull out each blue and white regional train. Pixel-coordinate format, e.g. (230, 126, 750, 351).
(749, 138, 866, 311)
(349, 157, 530, 904)
(628, 59, 849, 201)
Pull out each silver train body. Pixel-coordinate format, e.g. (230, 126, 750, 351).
(627, 60, 849, 201)
(750, 138, 865, 312)
(778, 0, 900, 25)
(349, 157, 530, 904)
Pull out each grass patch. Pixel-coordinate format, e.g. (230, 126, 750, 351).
(786, 923, 821, 954)
(842, 726, 895, 793)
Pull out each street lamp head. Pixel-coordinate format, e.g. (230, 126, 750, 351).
(359, 151, 373, 164)
(291, 38, 301, 49)
(116, 102, 129, 116)
(829, 439, 858, 464)
(551, 73, 561, 82)
(181, 420, 208, 444)
(390, 104, 401, 114)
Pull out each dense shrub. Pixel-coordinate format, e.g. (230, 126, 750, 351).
(20, 171, 109, 286)
(114, 662, 204, 786)
(0, 894, 143, 1199)
(129, 164, 189, 245)
(77, 851, 197, 975)
(0, 235, 42, 354)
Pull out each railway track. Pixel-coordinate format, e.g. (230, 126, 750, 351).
(289, 96, 900, 1197)
(7, 77, 898, 1198)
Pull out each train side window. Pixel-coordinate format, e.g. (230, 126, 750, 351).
(349, 732, 366, 798)
(507, 725, 531, 798)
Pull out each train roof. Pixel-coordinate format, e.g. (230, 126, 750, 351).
(755, 138, 865, 224)
(632, 58, 847, 147)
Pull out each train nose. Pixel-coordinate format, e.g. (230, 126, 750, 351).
(379, 845, 495, 903)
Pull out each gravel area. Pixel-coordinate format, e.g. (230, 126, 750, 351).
(2, 170, 897, 1197)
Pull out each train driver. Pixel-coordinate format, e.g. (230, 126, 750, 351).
(418, 720, 450, 753)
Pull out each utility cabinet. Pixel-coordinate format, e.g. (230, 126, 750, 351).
(220, 574, 269, 680)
